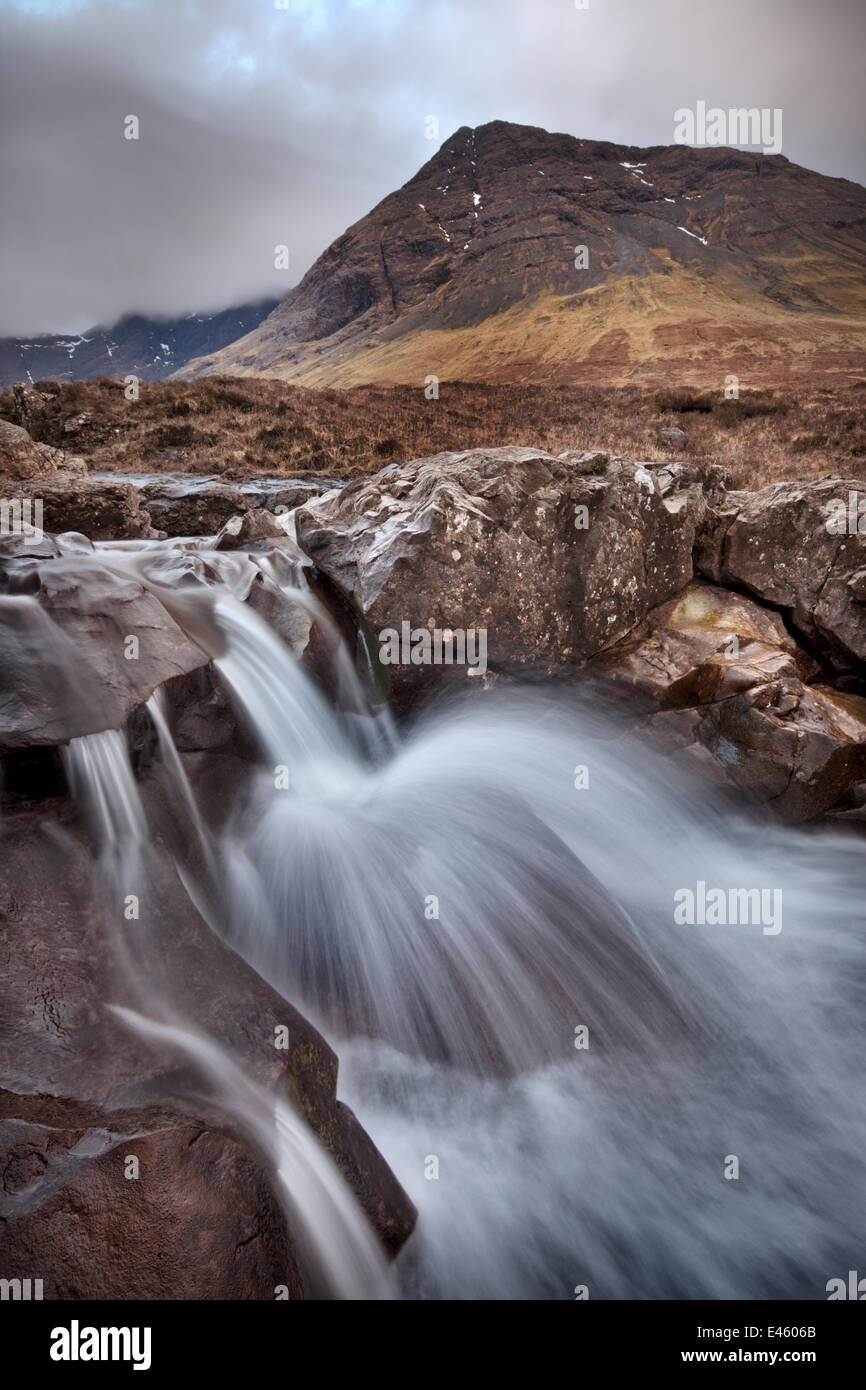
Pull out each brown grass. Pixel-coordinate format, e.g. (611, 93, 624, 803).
(4, 374, 866, 490)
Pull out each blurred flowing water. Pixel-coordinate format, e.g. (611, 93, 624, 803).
(62, 722, 392, 1302)
(61, 536, 866, 1299)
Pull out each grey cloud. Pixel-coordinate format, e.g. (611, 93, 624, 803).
(1, 0, 863, 335)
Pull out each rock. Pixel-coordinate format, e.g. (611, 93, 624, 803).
(657, 426, 688, 449)
(847, 567, 866, 603)
(296, 447, 709, 701)
(0, 418, 85, 482)
(63, 411, 92, 436)
(590, 582, 866, 821)
(698, 679, 866, 821)
(163, 665, 241, 754)
(0, 1102, 304, 1300)
(242, 480, 340, 512)
(245, 569, 319, 654)
(557, 449, 611, 474)
(215, 508, 289, 549)
(0, 803, 416, 1295)
(697, 477, 866, 668)
(0, 554, 210, 749)
(17, 476, 154, 541)
(141, 478, 250, 536)
(590, 583, 818, 710)
(0, 418, 155, 540)
(9, 383, 54, 437)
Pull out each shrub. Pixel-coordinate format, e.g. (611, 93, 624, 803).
(655, 390, 713, 414)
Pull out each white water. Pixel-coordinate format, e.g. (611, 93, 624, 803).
(58, 540, 866, 1299)
(63, 717, 390, 1301)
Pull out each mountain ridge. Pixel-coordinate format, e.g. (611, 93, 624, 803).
(0, 298, 280, 392)
(176, 120, 866, 389)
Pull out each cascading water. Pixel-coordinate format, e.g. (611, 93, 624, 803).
(62, 706, 391, 1301)
(60, 535, 866, 1298)
(210, 596, 683, 1070)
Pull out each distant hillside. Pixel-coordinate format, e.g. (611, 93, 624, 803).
(177, 121, 866, 389)
(0, 299, 279, 390)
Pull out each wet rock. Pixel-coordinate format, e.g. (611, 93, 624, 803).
(699, 679, 866, 822)
(590, 582, 866, 821)
(590, 583, 818, 710)
(242, 571, 343, 694)
(215, 509, 290, 549)
(242, 480, 339, 512)
(0, 556, 210, 749)
(296, 447, 710, 700)
(697, 477, 866, 668)
(163, 665, 240, 755)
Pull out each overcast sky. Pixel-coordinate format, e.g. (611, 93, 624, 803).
(1, 0, 863, 335)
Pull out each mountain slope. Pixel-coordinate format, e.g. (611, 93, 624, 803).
(178, 121, 866, 388)
(0, 299, 279, 391)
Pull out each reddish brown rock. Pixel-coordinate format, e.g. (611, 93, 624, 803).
(590, 583, 818, 710)
(590, 582, 866, 821)
(141, 478, 249, 535)
(698, 679, 866, 822)
(0, 1104, 304, 1300)
(35, 476, 154, 540)
(9, 383, 55, 437)
(1, 467, 155, 541)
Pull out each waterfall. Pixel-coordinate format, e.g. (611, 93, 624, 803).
(55, 536, 866, 1298)
(62, 715, 392, 1301)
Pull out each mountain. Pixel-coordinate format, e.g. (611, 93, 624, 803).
(177, 121, 866, 389)
(0, 299, 279, 391)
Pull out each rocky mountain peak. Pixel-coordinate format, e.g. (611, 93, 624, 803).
(176, 120, 866, 389)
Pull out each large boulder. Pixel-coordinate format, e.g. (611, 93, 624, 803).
(296, 447, 712, 700)
(0, 547, 210, 750)
(0, 418, 81, 482)
(0, 1102, 304, 1300)
(590, 582, 866, 821)
(0, 415, 154, 541)
(697, 477, 866, 669)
